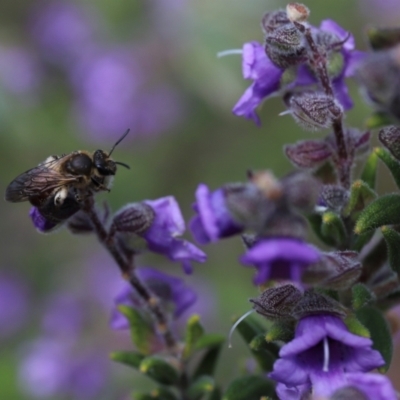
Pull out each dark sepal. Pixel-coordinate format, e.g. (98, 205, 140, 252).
(139, 356, 180, 385)
(222, 375, 276, 400)
(183, 314, 205, 359)
(354, 194, 400, 234)
(356, 306, 393, 372)
(343, 180, 377, 218)
(351, 283, 376, 310)
(381, 226, 400, 275)
(375, 147, 400, 189)
(117, 305, 154, 355)
(378, 125, 400, 159)
(187, 375, 216, 400)
(112, 202, 155, 234)
(110, 350, 144, 369)
(192, 334, 225, 380)
(367, 26, 400, 50)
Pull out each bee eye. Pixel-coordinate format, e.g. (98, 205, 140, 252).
(67, 154, 93, 175)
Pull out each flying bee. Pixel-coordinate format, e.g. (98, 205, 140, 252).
(5, 129, 130, 228)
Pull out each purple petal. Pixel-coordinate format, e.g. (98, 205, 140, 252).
(319, 19, 355, 50)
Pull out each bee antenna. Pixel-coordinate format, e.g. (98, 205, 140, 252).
(109, 129, 130, 156)
(115, 161, 130, 169)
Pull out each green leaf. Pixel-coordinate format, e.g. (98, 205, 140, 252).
(344, 314, 370, 338)
(351, 283, 376, 310)
(207, 387, 222, 400)
(308, 213, 336, 246)
(356, 306, 393, 372)
(351, 231, 375, 252)
(375, 147, 400, 189)
(191, 334, 225, 380)
(222, 375, 275, 400)
(321, 211, 347, 246)
(354, 194, 400, 234)
(139, 356, 180, 385)
(133, 388, 178, 400)
(234, 315, 265, 345)
(187, 375, 215, 400)
(118, 305, 154, 355)
(249, 334, 280, 372)
(184, 314, 205, 358)
(361, 150, 379, 189)
(381, 226, 400, 274)
(110, 351, 144, 369)
(265, 321, 295, 343)
(343, 180, 377, 217)
(365, 112, 393, 129)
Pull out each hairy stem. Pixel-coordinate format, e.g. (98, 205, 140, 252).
(295, 22, 350, 188)
(81, 196, 179, 354)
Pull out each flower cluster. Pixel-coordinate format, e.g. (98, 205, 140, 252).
(8, 2, 400, 400)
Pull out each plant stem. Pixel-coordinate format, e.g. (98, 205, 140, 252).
(81, 196, 179, 355)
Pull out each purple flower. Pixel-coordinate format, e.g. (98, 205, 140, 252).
(30, 1, 100, 65)
(141, 196, 206, 274)
(71, 47, 183, 143)
(240, 237, 321, 285)
(110, 267, 197, 330)
(189, 184, 244, 244)
(0, 274, 29, 338)
(19, 338, 109, 399)
(269, 315, 385, 398)
(29, 207, 57, 233)
(233, 20, 365, 124)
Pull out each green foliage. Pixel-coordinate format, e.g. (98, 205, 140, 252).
(249, 334, 280, 372)
(356, 306, 393, 372)
(222, 375, 275, 400)
(117, 305, 154, 355)
(192, 336, 225, 379)
(344, 314, 370, 338)
(133, 388, 178, 400)
(343, 180, 376, 218)
(381, 226, 400, 274)
(354, 194, 400, 234)
(375, 147, 400, 189)
(187, 376, 216, 400)
(360, 150, 379, 189)
(184, 314, 205, 359)
(308, 213, 336, 246)
(351, 283, 376, 310)
(139, 356, 180, 385)
(364, 112, 393, 129)
(110, 351, 144, 369)
(321, 211, 347, 246)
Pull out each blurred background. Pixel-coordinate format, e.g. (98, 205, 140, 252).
(1, 0, 400, 398)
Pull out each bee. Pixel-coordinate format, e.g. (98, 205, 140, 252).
(5, 129, 130, 227)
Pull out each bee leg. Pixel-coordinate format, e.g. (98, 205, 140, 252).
(54, 187, 68, 206)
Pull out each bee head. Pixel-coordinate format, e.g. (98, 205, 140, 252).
(93, 150, 117, 176)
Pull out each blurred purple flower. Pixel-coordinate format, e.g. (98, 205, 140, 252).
(233, 20, 365, 124)
(20, 338, 109, 399)
(0, 274, 29, 338)
(71, 47, 183, 142)
(0, 45, 42, 97)
(140, 196, 206, 274)
(110, 267, 197, 330)
(269, 315, 385, 398)
(30, 1, 100, 65)
(190, 183, 244, 244)
(240, 237, 321, 285)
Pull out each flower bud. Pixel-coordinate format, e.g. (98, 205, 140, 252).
(250, 284, 302, 321)
(261, 9, 290, 35)
(112, 203, 155, 233)
(286, 3, 310, 23)
(287, 92, 343, 131)
(319, 185, 349, 212)
(378, 125, 400, 160)
(285, 139, 332, 169)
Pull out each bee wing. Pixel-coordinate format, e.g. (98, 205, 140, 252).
(5, 157, 80, 202)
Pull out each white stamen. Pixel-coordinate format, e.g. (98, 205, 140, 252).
(228, 309, 255, 348)
(217, 49, 243, 58)
(323, 337, 330, 372)
(279, 109, 292, 116)
(314, 205, 328, 214)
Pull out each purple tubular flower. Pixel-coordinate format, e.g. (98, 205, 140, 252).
(233, 21, 365, 124)
(110, 267, 197, 330)
(141, 196, 206, 274)
(189, 184, 244, 244)
(269, 315, 385, 398)
(240, 237, 320, 285)
(29, 207, 57, 233)
(232, 42, 283, 125)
